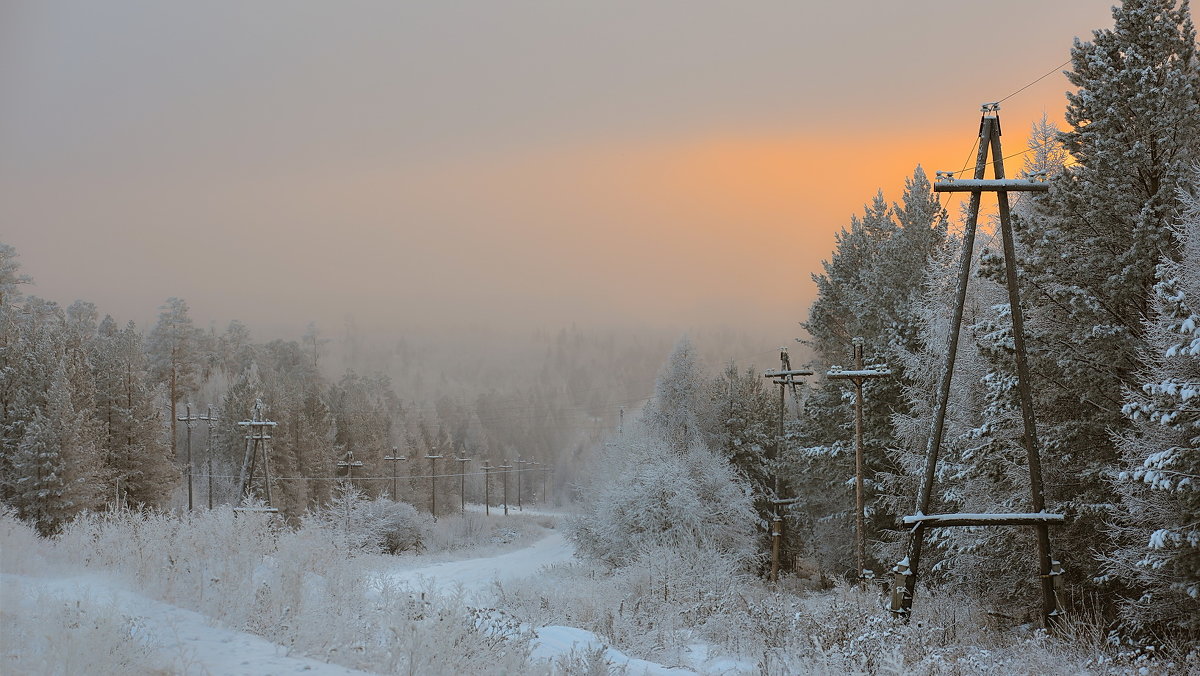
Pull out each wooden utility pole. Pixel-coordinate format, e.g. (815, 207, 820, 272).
(499, 462, 513, 515)
(201, 406, 216, 510)
(383, 448, 406, 500)
(426, 451, 444, 517)
(517, 458, 531, 512)
(456, 456, 471, 513)
(762, 347, 813, 582)
(236, 400, 278, 513)
(891, 105, 1063, 628)
(177, 403, 202, 511)
(826, 337, 892, 583)
(483, 461, 492, 515)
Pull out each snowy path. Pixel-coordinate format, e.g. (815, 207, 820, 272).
(3, 528, 732, 675)
(375, 529, 574, 601)
(373, 530, 703, 675)
(1, 572, 371, 676)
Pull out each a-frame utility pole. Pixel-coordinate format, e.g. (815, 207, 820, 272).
(336, 449, 365, 489)
(826, 337, 892, 583)
(762, 347, 813, 582)
(890, 104, 1063, 627)
(236, 400, 279, 513)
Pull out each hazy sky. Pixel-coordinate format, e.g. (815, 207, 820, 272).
(2, 1, 1119, 342)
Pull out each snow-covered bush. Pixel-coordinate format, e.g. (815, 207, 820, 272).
(0, 505, 48, 575)
(0, 588, 168, 674)
(568, 423, 758, 571)
(19, 505, 540, 674)
(306, 484, 432, 555)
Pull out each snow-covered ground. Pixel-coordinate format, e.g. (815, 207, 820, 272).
(1, 572, 372, 675)
(2, 517, 736, 675)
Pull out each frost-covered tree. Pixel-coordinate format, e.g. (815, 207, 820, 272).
(644, 337, 705, 454)
(701, 363, 775, 529)
(329, 371, 402, 500)
(93, 319, 176, 508)
(569, 422, 758, 570)
(308, 484, 431, 555)
(0, 243, 31, 309)
(258, 339, 336, 513)
(1105, 170, 1200, 636)
(10, 360, 104, 533)
(1021, 113, 1070, 180)
(147, 298, 203, 461)
(795, 168, 948, 576)
(1013, 0, 1200, 586)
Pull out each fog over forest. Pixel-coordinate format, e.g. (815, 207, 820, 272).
(3, 2, 1199, 674)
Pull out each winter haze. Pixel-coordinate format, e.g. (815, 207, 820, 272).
(2, 1, 1112, 341)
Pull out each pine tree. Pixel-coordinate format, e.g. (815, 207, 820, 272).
(701, 362, 776, 551)
(645, 337, 704, 454)
(1105, 169, 1200, 636)
(796, 168, 948, 576)
(147, 297, 203, 463)
(94, 320, 177, 508)
(1014, 0, 1200, 589)
(10, 360, 104, 533)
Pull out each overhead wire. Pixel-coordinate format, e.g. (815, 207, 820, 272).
(996, 59, 1073, 105)
(934, 54, 1072, 220)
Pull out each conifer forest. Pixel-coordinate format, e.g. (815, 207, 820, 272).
(2, 1, 1199, 674)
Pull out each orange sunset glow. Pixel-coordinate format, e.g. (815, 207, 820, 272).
(2, 1, 1116, 345)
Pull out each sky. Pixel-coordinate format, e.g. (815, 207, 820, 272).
(1, 1, 1120, 345)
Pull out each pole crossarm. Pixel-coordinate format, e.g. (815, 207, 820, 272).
(933, 179, 1048, 192)
(826, 368, 892, 380)
(763, 369, 815, 378)
(902, 512, 1065, 528)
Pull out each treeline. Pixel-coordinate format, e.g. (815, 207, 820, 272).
(784, 0, 1199, 640)
(1, 253, 728, 529)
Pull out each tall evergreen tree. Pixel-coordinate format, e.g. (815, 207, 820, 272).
(1105, 169, 1200, 636)
(147, 297, 203, 463)
(10, 360, 104, 533)
(645, 337, 705, 454)
(94, 319, 177, 507)
(1014, 0, 1200, 588)
(796, 168, 948, 576)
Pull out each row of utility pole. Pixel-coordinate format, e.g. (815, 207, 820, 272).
(319, 446, 553, 518)
(173, 401, 552, 517)
(761, 341, 890, 586)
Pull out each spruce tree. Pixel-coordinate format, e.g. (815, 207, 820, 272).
(94, 320, 177, 508)
(1105, 169, 1200, 636)
(796, 167, 947, 576)
(1014, 0, 1200, 588)
(147, 297, 202, 463)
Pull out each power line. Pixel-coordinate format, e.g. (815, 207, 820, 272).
(945, 136, 1061, 177)
(997, 59, 1073, 105)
